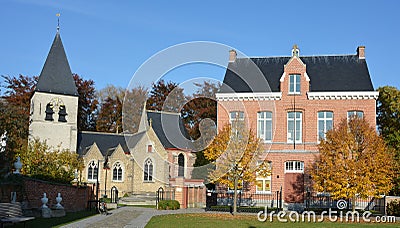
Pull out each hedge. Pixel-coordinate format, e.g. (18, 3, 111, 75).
(157, 200, 180, 210)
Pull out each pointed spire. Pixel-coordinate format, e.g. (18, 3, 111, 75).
(56, 13, 60, 33)
(138, 103, 149, 132)
(35, 28, 78, 96)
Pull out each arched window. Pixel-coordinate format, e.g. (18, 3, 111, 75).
(58, 105, 67, 122)
(144, 158, 153, 181)
(178, 154, 185, 177)
(45, 103, 54, 121)
(87, 161, 98, 181)
(112, 162, 123, 181)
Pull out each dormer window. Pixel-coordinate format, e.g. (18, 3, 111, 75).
(45, 103, 54, 121)
(289, 74, 301, 94)
(58, 105, 67, 122)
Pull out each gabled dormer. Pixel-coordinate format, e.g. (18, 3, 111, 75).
(279, 45, 310, 95)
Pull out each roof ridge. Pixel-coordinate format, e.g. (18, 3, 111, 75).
(239, 54, 356, 59)
(80, 130, 144, 136)
(146, 109, 181, 116)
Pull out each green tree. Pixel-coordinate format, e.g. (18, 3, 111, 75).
(312, 117, 395, 211)
(16, 139, 84, 184)
(377, 86, 400, 195)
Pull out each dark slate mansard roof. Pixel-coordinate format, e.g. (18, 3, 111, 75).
(219, 54, 374, 93)
(35, 32, 78, 96)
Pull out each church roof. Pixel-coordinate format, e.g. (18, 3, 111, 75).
(220, 55, 374, 93)
(36, 32, 78, 96)
(147, 111, 193, 150)
(77, 131, 146, 156)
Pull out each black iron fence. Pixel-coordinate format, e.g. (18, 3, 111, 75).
(305, 194, 386, 214)
(206, 190, 282, 213)
(156, 187, 175, 208)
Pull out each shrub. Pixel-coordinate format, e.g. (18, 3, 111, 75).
(387, 200, 400, 216)
(157, 200, 180, 210)
(123, 193, 129, 197)
(16, 139, 84, 184)
(100, 198, 111, 203)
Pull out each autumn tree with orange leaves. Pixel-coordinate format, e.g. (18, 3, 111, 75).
(312, 117, 395, 211)
(203, 120, 270, 214)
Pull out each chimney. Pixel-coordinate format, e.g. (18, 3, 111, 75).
(229, 49, 237, 62)
(357, 46, 365, 59)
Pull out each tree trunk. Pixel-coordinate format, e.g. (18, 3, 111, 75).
(352, 196, 356, 212)
(233, 175, 238, 215)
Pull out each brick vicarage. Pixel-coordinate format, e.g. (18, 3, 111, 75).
(216, 45, 378, 204)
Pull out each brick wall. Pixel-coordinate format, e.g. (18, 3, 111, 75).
(12, 178, 91, 212)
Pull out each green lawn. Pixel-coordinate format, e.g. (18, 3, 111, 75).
(8, 210, 97, 228)
(145, 214, 398, 228)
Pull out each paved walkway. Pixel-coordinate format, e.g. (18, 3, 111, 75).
(60, 206, 206, 228)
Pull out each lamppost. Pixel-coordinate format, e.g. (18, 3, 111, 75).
(103, 158, 109, 198)
(96, 159, 106, 203)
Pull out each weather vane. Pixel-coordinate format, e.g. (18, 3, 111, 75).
(56, 13, 61, 32)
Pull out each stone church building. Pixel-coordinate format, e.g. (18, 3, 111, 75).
(29, 29, 204, 200)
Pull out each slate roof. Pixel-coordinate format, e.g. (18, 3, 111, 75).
(77, 131, 146, 156)
(219, 55, 374, 93)
(36, 32, 78, 96)
(147, 111, 193, 150)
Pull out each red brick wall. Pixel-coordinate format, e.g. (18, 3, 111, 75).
(23, 178, 93, 212)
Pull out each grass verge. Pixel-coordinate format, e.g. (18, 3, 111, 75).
(9, 210, 97, 228)
(145, 213, 398, 228)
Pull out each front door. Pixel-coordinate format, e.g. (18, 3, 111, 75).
(284, 173, 304, 203)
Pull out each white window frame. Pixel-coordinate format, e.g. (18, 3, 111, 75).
(347, 110, 364, 120)
(285, 161, 304, 173)
(318, 111, 333, 141)
(257, 111, 273, 142)
(256, 161, 272, 194)
(112, 161, 123, 182)
(229, 111, 244, 123)
(144, 158, 154, 182)
(87, 160, 99, 182)
(287, 112, 302, 143)
(289, 74, 301, 94)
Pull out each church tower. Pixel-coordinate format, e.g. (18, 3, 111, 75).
(29, 27, 79, 152)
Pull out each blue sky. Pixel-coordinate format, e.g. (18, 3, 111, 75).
(1, 0, 399, 93)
